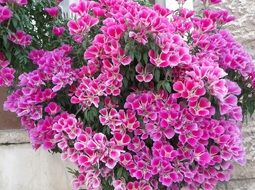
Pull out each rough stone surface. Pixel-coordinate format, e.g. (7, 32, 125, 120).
(0, 129, 29, 144)
(226, 179, 255, 190)
(232, 161, 255, 180)
(216, 183, 227, 190)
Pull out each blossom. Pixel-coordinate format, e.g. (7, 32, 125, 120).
(52, 26, 65, 36)
(209, 0, 222, 4)
(67, 14, 99, 36)
(0, 5, 12, 23)
(135, 63, 153, 83)
(44, 7, 59, 17)
(0, 52, 15, 87)
(173, 79, 206, 102)
(0, 67, 15, 86)
(148, 50, 171, 68)
(8, 30, 32, 46)
(188, 97, 214, 117)
(45, 102, 61, 115)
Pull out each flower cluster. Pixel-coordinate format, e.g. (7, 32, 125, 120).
(0, 52, 15, 87)
(8, 30, 32, 47)
(1, 0, 255, 190)
(0, 0, 27, 6)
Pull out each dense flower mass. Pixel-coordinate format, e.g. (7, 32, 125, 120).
(1, 0, 255, 189)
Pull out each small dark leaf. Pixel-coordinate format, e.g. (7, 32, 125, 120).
(154, 69, 160, 82)
(164, 81, 172, 93)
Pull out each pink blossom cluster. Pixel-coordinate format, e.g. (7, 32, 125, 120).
(0, 0, 27, 6)
(44, 6, 59, 17)
(0, 5, 12, 23)
(2, 0, 255, 190)
(52, 26, 65, 36)
(0, 52, 15, 87)
(8, 30, 32, 47)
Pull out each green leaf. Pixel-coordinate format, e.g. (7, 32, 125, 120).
(129, 70, 136, 81)
(164, 81, 172, 93)
(143, 52, 148, 63)
(116, 167, 123, 179)
(123, 77, 128, 88)
(156, 80, 164, 91)
(154, 69, 160, 82)
(247, 97, 255, 116)
(3, 35, 9, 49)
(134, 51, 141, 62)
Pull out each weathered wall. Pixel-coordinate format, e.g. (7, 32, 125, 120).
(0, 88, 20, 129)
(0, 135, 74, 190)
(0, 130, 74, 190)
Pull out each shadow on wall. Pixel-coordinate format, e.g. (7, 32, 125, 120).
(0, 88, 20, 129)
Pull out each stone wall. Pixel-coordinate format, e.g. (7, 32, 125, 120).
(0, 130, 74, 190)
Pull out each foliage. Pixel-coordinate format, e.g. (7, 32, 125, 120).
(1, 0, 255, 190)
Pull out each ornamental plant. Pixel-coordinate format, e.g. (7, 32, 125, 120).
(1, 0, 255, 189)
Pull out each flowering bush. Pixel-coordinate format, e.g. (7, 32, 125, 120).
(1, 0, 255, 189)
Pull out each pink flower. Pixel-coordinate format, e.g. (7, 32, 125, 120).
(112, 179, 126, 190)
(127, 181, 153, 190)
(0, 67, 15, 87)
(0, 5, 12, 23)
(194, 144, 211, 166)
(105, 25, 124, 40)
(179, 123, 203, 147)
(44, 7, 59, 17)
(52, 26, 65, 36)
(114, 132, 131, 146)
(45, 102, 61, 115)
(135, 63, 153, 83)
(8, 30, 32, 46)
(188, 97, 213, 116)
(173, 79, 206, 102)
(112, 49, 132, 66)
(68, 14, 99, 35)
(129, 30, 148, 45)
(69, 0, 95, 16)
(0, 52, 15, 87)
(148, 50, 170, 68)
(209, 0, 222, 4)
(0, 52, 10, 68)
